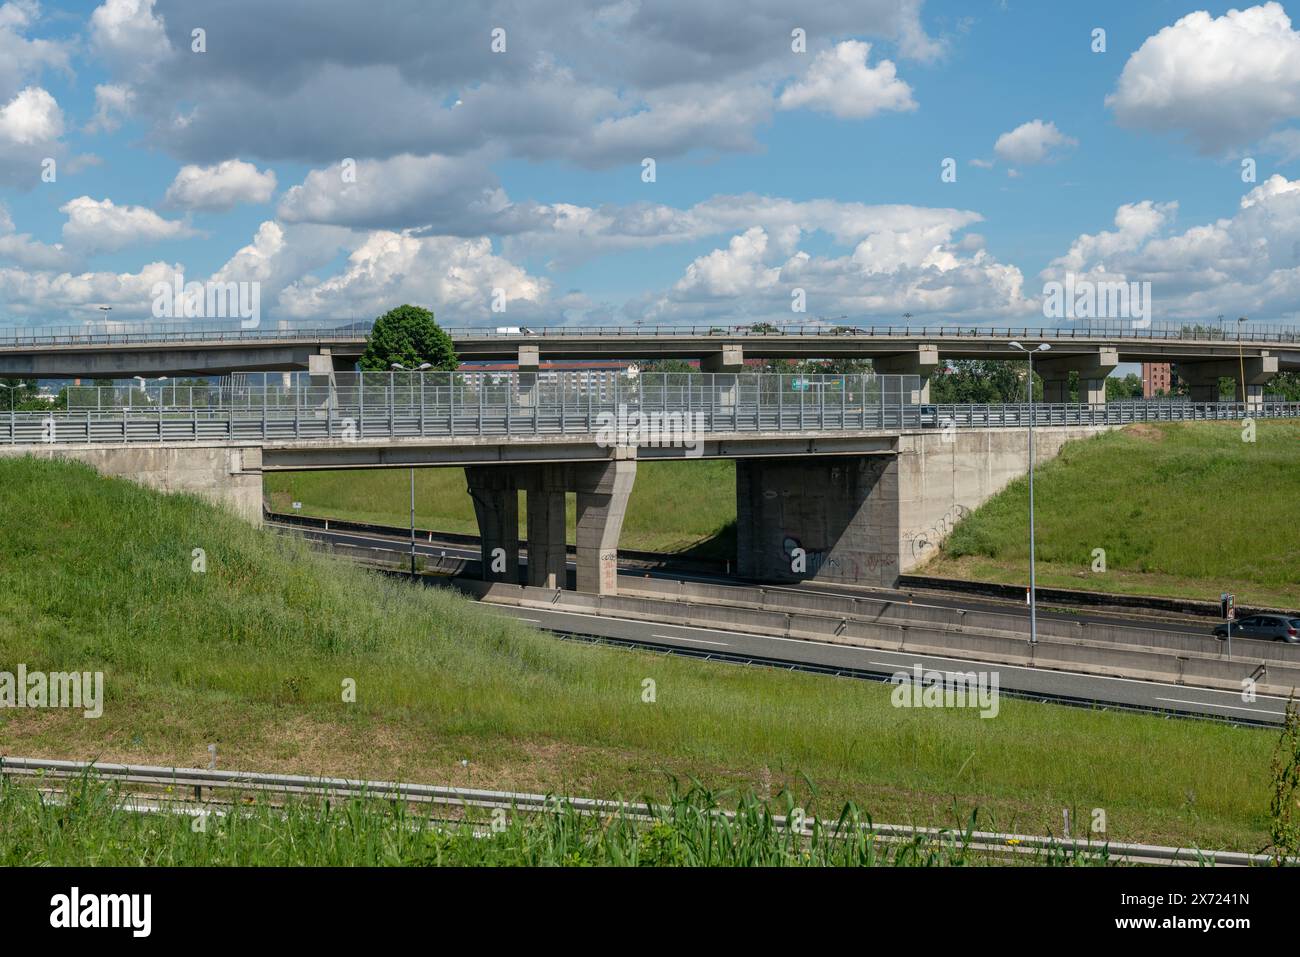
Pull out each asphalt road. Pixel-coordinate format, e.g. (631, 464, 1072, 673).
(271, 521, 1286, 725)
(489, 605, 1290, 726)
(274, 521, 1223, 638)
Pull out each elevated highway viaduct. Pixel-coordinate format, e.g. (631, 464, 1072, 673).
(3, 321, 1300, 406)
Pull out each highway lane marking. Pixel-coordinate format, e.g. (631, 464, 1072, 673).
(1154, 697, 1285, 716)
(521, 607, 1292, 702)
(651, 633, 731, 647)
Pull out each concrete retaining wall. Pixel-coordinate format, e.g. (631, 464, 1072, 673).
(896, 425, 1115, 570)
(0, 443, 264, 525)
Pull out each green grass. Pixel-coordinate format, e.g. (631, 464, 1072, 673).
(0, 455, 1285, 855)
(264, 459, 737, 559)
(924, 421, 1300, 609)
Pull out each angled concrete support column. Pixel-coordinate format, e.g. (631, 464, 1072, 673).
(1036, 347, 1118, 405)
(736, 454, 900, 587)
(573, 450, 637, 595)
(465, 466, 520, 583)
(1176, 354, 1277, 407)
(872, 345, 939, 403)
(521, 464, 568, 589)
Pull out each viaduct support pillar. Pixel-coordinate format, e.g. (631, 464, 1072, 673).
(521, 464, 568, 590)
(574, 451, 637, 595)
(872, 345, 939, 403)
(517, 345, 540, 409)
(1036, 347, 1118, 405)
(1176, 354, 1277, 408)
(465, 466, 520, 583)
(736, 454, 900, 587)
(702, 344, 744, 411)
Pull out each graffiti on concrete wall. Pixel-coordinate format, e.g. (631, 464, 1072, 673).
(904, 503, 971, 561)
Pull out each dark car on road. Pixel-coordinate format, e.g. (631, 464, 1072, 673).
(1213, 614, 1300, 642)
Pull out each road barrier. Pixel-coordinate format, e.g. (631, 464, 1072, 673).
(459, 578, 1300, 697)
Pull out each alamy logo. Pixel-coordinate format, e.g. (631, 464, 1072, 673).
(0, 664, 103, 718)
(1042, 272, 1151, 327)
(890, 663, 1000, 718)
(151, 271, 260, 328)
(595, 404, 705, 457)
(50, 888, 151, 937)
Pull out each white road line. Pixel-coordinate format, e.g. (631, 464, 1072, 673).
(1154, 697, 1285, 716)
(651, 633, 731, 647)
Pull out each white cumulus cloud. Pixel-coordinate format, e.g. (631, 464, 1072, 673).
(165, 159, 277, 211)
(59, 196, 194, 253)
(1107, 2, 1300, 154)
(993, 119, 1076, 166)
(778, 40, 916, 119)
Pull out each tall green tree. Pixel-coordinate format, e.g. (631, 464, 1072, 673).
(359, 305, 458, 372)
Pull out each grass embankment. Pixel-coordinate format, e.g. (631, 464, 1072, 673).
(922, 421, 1300, 610)
(264, 460, 737, 559)
(0, 456, 1282, 853)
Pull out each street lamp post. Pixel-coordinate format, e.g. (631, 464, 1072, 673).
(1237, 316, 1248, 407)
(1009, 341, 1051, 645)
(391, 362, 433, 578)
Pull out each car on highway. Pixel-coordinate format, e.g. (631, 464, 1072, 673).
(1213, 614, 1300, 642)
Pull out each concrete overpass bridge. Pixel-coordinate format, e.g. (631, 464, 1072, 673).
(3, 318, 1300, 405)
(3, 370, 1296, 596)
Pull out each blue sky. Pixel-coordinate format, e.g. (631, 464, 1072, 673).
(1, 0, 1300, 330)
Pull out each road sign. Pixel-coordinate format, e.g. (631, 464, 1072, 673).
(1220, 593, 1235, 620)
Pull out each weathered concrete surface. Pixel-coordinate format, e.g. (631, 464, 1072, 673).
(465, 465, 521, 583)
(736, 454, 901, 587)
(734, 424, 1115, 588)
(574, 452, 637, 595)
(465, 449, 638, 595)
(0, 443, 264, 524)
(896, 425, 1113, 571)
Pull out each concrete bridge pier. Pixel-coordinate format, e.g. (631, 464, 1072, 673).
(736, 454, 901, 587)
(517, 345, 540, 409)
(702, 345, 744, 410)
(521, 464, 567, 589)
(872, 345, 939, 403)
(1177, 355, 1277, 406)
(465, 466, 520, 583)
(1036, 348, 1118, 405)
(574, 453, 637, 595)
(466, 451, 637, 595)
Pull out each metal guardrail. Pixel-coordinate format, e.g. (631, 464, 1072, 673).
(1, 756, 1277, 864)
(4, 317, 1300, 346)
(4, 400, 1297, 446)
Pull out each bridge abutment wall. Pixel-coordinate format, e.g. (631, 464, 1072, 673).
(0, 443, 264, 525)
(735, 425, 1116, 588)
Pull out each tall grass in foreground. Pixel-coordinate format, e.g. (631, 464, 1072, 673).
(0, 774, 1110, 867)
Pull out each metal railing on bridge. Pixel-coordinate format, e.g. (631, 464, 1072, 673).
(3, 371, 1298, 446)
